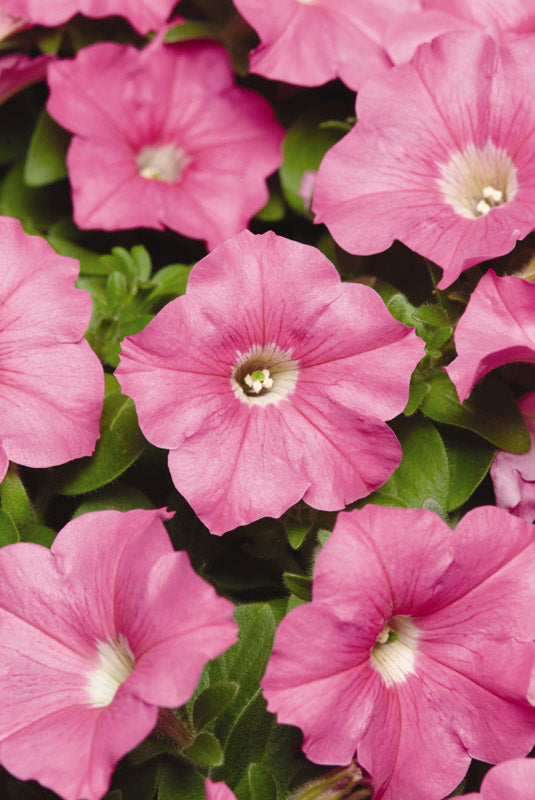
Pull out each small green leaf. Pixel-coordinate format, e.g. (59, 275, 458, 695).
(0, 471, 30, 527)
(131, 245, 152, 281)
(148, 264, 192, 303)
(283, 572, 312, 602)
(413, 305, 449, 327)
(163, 20, 218, 43)
(19, 523, 56, 548)
(317, 528, 332, 547)
(24, 110, 70, 186)
(0, 161, 69, 230)
(386, 293, 417, 327)
(193, 682, 239, 731)
(420, 371, 530, 453)
(72, 483, 154, 517)
(255, 191, 285, 222)
(284, 520, 309, 550)
(183, 731, 224, 766)
(368, 416, 449, 516)
(444, 429, 496, 511)
(106, 271, 128, 314)
(157, 761, 204, 800)
(426, 326, 453, 352)
(248, 763, 278, 800)
(0, 508, 19, 546)
(58, 374, 146, 495)
(404, 382, 430, 416)
(109, 246, 137, 284)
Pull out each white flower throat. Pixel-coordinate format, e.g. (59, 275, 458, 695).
(371, 615, 419, 687)
(87, 634, 135, 707)
(136, 143, 191, 183)
(232, 343, 299, 406)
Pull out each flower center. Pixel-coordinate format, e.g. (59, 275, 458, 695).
(136, 143, 191, 183)
(231, 343, 299, 407)
(87, 634, 135, 707)
(437, 141, 518, 220)
(371, 615, 419, 687)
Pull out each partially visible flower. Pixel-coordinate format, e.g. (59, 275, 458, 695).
(0, 10, 26, 40)
(233, 0, 419, 90)
(0, 53, 52, 105)
(0, 0, 177, 34)
(460, 758, 535, 799)
(491, 393, 535, 522)
(0, 508, 238, 800)
(46, 38, 284, 250)
(205, 778, 237, 800)
(116, 230, 424, 535)
(261, 505, 535, 800)
(445, 270, 535, 403)
(313, 31, 535, 289)
(0, 215, 103, 483)
(385, 0, 535, 64)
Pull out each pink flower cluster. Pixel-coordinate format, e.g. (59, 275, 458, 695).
(2, 0, 535, 798)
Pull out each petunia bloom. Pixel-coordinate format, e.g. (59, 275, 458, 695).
(0, 508, 238, 800)
(205, 778, 237, 800)
(0, 53, 52, 106)
(313, 31, 535, 289)
(491, 392, 535, 522)
(232, 0, 419, 91)
(0, 215, 104, 483)
(0, 0, 178, 34)
(46, 37, 284, 250)
(261, 504, 535, 800)
(460, 758, 535, 799)
(385, 0, 535, 64)
(116, 229, 424, 536)
(445, 269, 535, 403)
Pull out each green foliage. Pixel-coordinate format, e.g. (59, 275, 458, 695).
(163, 20, 219, 43)
(24, 109, 70, 187)
(282, 572, 312, 602)
(58, 374, 146, 495)
(192, 682, 239, 731)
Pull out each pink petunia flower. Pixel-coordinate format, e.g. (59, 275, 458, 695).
(460, 758, 535, 799)
(261, 505, 535, 800)
(313, 31, 535, 289)
(0, 0, 177, 34)
(205, 778, 237, 800)
(0, 52, 52, 105)
(116, 230, 424, 536)
(0, 215, 104, 482)
(445, 269, 535, 403)
(46, 37, 284, 250)
(385, 0, 535, 64)
(233, 0, 419, 91)
(0, 507, 238, 800)
(491, 392, 535, 522)
(0, 10, 26, 40)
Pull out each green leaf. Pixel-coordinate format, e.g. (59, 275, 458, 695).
(368, 416, 449, 516)
(444, 429, 496, 512)
(420, 371, 530, 453)
(157, 761, 204, 800)
(183, 731, 224, 766)
(58, 374, 146, 495)
(164, 20, 218, 43)
(255, 191, 285, 222)
(283, 572, 312, 602)
(386, 293, 417, 327)
(280, 110, 344, 215)
(413, 305, 449, 327)
(0, 509, 19, 546)
(71, 483, 154, 517)
(284, 520, 309, 550)
(19, 523, 56, 547)
(24, 109, 70, 186)
(0, 161, 69, 230)
(426, 325, 452, 352)
(0, 471, 31, 527)
(317, 529, 332, 547)
(106, 271, 128, 314)
(403, 381, 430, 416)
(131, 245, 152, 281)
(248, 763, 278, 800)
(193, 681, 239, 731)
(148, 264, 192, 303)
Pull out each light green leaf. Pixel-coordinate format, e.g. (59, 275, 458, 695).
(282, 572, 312, 602)
(193, 681, 239, 731)
(183, 731, 224, 766)
(24, 109, 70, 186)
(0, 471, 31, 527)
(0, 508, 19, 546)
(71, 483, 154, 517)
(247, 763, 278, 800)
(19, 523, 56, 548)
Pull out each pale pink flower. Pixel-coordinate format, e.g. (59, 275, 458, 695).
(0, 52, 52, 105)
(46, 38, 284, 250)
(116, 230, 424, 536)
(491, 393, 535, 522)
(461, 758, 535, 799)
(0, 0, 177, 34)
(385, 0, 535, 64)
(0, 10, 26, 40)
(0, 507, 238, 800)
(205, 779, 237, 800)
(233, 0, 419, 90)
(0, 215, 104, 482)
(313, 31, 535, 289)
(261, 504, 535, 800)
(445, 270, 535, 403)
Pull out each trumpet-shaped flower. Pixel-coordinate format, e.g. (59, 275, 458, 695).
(261, 505, 535, 800)
(116, 230, 424, 535)
(233, 0, 419, 90)
(491, 392, 535, 522)
(0, 0, 177, 34)
(313, 31, 535, 289)
(0, 215, 103, 482)
(460, 758, 535, 799)
(46, 37, 284, 250)
(445, 270, 535, 403)
(0, 508, 238, 800)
